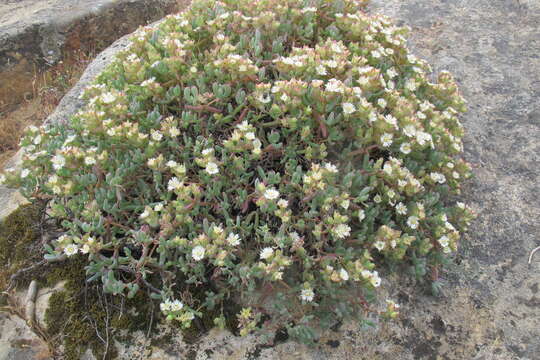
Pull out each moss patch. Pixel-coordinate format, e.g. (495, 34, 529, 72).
(44, 264, 244, 359)
(44, 257, 162, 359)
(0, 203, 44, 302)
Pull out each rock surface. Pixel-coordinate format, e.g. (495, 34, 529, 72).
(1, 0, 539, 358)
(0, 0, 184, 108)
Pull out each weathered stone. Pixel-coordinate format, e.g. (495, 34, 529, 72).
(0, 313, 48, 360)
(0, 0, 186, 108)
(0, 151, 28, 221)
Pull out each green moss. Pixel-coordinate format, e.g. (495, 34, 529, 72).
(43, 256, 164, 359)
(0, 203, 42, 266)
(0, 203, 44, 304)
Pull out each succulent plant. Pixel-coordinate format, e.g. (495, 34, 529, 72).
(2, 0, 475, 343)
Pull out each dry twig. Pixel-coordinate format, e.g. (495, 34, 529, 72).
(528, 246, 540, 265)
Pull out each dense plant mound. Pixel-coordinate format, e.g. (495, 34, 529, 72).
(2, 0, 475, 343)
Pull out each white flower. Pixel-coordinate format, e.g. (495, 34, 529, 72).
(340, 199, 350, 210)
(358, 209, 366, 222)
(192, 245, 206, 261)
(457, 202, 465, 209)
(452, 171, 460, 179)
(383, 163, 393, 175)
(170, 300, 184, 312)
(154, 203, 164, 212)
(260, 247, 274, 260)
(280, 93, 289, 102)
(160, 301, 171, 312)
(331, 43, 343, 53)
(141, 77, 156, 87)
(405, 79, 417, 91)
(339, 268, 349, 281)
(20, 169, 30, 178)
(33, 135, 42, 145)
(380, 133, 393, 147)
(84, 156, 96, 165)
(237, 121, 250, 132)
(28, 125, 39, 133)
(64, 244, 79, 257)
(403, 125, 417, 138)
(202, 148, 214, 156)
(245, 132, 256, 140)
(301, 7, 317, 13)
(395, 202, 407, 215)
(400, 143, 412, 154)
(407, 216, 419, 229)
(151, 131, 163, 141)
(257, 94, 271, 104)
(374, 194, 382, 203)
(333, 224, 351, 239)
(139, 208, 150, 219)
(226, 233, 241, 246)
(0, 174, 6, 184)
(416, 131, 433, 146)
(277, 199, 289, 208)
(264, 188, 280, 200)
(325, 79, 344, 93)
(324, 163, 338, 173)
(101, 92, 116, 104)
(438, 235, 450, 247)
(300, 288, 315, 302)
(212, 225, 224, 235)
(166, 160, 178, 168)
(430, 172, 446, 184)
(290, 232, 301, 243)
(168, 177, 182, 191)
(377, 98, 387, 108)
(358, 76, 369, 85)
(316, 65, 327, 76)
(370, 271, 382, 287)
(80, 244, 91, 254)
(342, 102, 356, 115)
(387, 68, 398, 78)
(205, 162, 219, 175)
(51, 154, 66, 170)
(324, 60, 338, 68)
(447, 162, 455, 169)
(374, 241, 386, 251)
